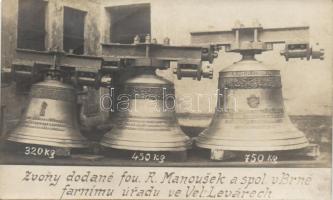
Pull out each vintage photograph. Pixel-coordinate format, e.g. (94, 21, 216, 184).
(1, 0, 332, 199)
(0, 0, 332, 172)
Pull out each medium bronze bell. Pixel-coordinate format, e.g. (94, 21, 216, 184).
(196, 56, 309, 151)
(7, 78, 89, 148)
(100, 69, 191, 151)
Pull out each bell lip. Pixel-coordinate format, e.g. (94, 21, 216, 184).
(195, 139, 309, 151)
(100, 144, 190, 151)
(100, 140, 192, 151)
(6, 136, 90, 148)
(100, 131, 192, 151)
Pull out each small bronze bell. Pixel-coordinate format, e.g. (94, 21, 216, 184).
(196, 56, 309, 151)
(7, 78, 89, 148)
(100, 69, 191, 151)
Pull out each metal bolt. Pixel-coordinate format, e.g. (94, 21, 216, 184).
(134, 35, 140, 44)
(163, 37, 170, 45)
(145, 34, 151, 43)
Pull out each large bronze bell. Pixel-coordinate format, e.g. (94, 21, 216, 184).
(196, 56, 309, 151)
(100, 69, 191, 151)
(7, 78, 89, 148)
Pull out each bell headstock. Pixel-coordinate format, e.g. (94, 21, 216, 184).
(101, 35, 218, 81)
(190, 20, 324, 61)
(11, 48, 103, 88)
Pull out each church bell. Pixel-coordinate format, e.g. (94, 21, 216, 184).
(191, 21, 324, 152)
(99, 35, 215, 152)
(100, 69, 192, 151)
(7, 78, 89, 148)
(196, 56, 309, 151)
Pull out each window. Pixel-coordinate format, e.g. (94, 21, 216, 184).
(108, 4, 151, 44)
(63, 7, 86, 55)
(17, 0, 47, 50)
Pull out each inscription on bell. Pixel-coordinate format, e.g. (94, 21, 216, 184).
(31, 86, 74, 102)
(39, 102, 48, 116)
(247, 95, 260, 108)
(223, 70, 280, 77)
(221, 76, 282, 89)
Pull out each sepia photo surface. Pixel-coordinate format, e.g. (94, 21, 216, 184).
(0, 0, 332, 199)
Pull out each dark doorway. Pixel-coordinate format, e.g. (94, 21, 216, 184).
(17, 0, 47, 51)
(63, 7, 86, 55)
(108, 4, 151, 44)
